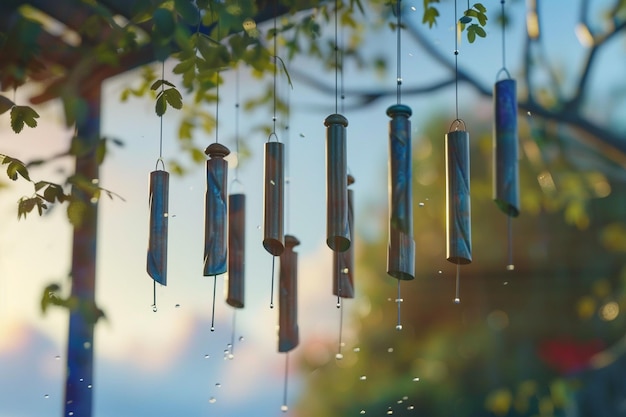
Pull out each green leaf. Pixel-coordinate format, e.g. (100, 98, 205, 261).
(18, 196, 46, 219)
(174, 0, 200, 25)
(67, 198, 87, 227)
(474, 2, 486, 13)
(151, 79, 176, 90)
(10, 105, 40, 133)
(163, 88, 183, 109)
(422, 7, 439, 28)
(6, 158, 31, 181)
(275, 56, 293, 88)
(40, 283, 62, 314)
(0, 95, 14, 115)
(96, 138, 107, 165)
(155, 94, 167, 116)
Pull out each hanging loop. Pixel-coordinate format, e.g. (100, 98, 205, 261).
(448, 118, 467, 133)
(268, 132, 280, 143)
(155, 158, 165, 171)
(496, 67, 512, 81)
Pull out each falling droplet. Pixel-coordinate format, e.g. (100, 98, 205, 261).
(152, 305, 157, 312)
(44, 394, 50, 399)
(410, 6, 416, 10)
(270, 180, 276, 186)
(353, 347, 361, 353)
(175, 303, 180, 308)
(215, 383, 222, 388)
(257, 225, 261, 230)
(204, 354, 210, 359)
(209, 397, 217, 404)
(412, 377, 420, 382)
(79, 378, 84, 382)
(407, 405, 415, 410)
(69, 412, 74, 416)
(418, 202, 425, 207)
(281, 405, 289, 412)
(238, 336, 245, 342)
(55, 355, 60, 360)
(403, 396, 408, 401)
(506, 264, 515, 271)
(437, 270, 442, 275)
(163, 212, 169, 218)
(397, 400, 403, 404)
(395, 325, 403, 331)
(211, 326, 215, 332)
(87, 384, 92, 389)
(454, 298, 461, 304)
(228, 353, 234, 360)
(527, 111, 532, 116)
(335, 353, 344, 360)
(387, 347, 394, 353)
(387, 407, 394, 415)
(359, 375, 367, 381)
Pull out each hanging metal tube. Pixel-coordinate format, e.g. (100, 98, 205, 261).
(386, 104, 415, 280)
(324, 114, 350, 252)
(493, 78, 520, 217)
(204, 143, 230, 276)
(147, 170, 169, 285)
(279, 235, 300, 353)
(333, 175, 355, 298)
(445, 128, 472, 264)
(263, 141, 285, 256)
(227, 193, 245, 308)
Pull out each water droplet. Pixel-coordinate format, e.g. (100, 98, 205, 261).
(353, 347, 361, 353)
(395, 324, 403, 331)
(256, 225, 261, 230)
(397, 77, 403, 85)
(69, 412, 74, 416)
(336, 302, 341, 309)
(152, 305, 157, 312)
(418, 202, 425, 207)
(360, 410, 366, 415)
(91, 178, 99, 185)
(211, 326, 215, 332)
(270, 303, 274, 309)
(437, 270, 442, 275)
(407, 405, 415, 410)
(387, 347, 394, 353)
(527, 111, 532, 116)
(87, 384, 92, 389)
(215, 383, 222, 388)
(335, 353, 344, 360)
(163, 212, 169, 218)
(228, 353, 234, 360)
(55, 355, 60, 360)
(412, 377, 420, 382)
(503, 281, 509, 286)
(79, 378, 84, 382)
(506, 264, 515, 271)
(175, 303, 180, 308)
(90, 197, 98, 204)
(204, 354, 210, 359)
(238, 336, 245, 342)
(209, 397, 217, 404)
(454, 298, 460, 304)
(281, 405, 289, 412)
(270, 180, 275, 186)
(397, 400, 403, 404)
(403, 396, 408, 401)
(410, 6, 416, 10)
(359, 375, 367, 381)
(227, 343, 233, 349)
(342, 268, 349, 274)
(387, 407, 393, 415)
(44, 394, 50, 399)
(387, 297, 392, 302)
(83, 342, 91, 349)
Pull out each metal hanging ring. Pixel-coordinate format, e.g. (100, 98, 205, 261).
(155, 157, 165, 171)
(268, 132, 280, 143)
(448, 118, 467, 133)
(496, 67, 512, 81)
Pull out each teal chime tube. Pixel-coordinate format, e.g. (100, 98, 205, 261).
(333, 175, 355, 298)
(387, 104, 415, 280)
(227, 193, 246, 308)
(263, 141, 285, 256)
(147, 170, 169, 285)
(204, 143, 230, 276)
(445, 129, 472, 264)
(324, 114, 350, 252)
(493, 78, 520, 217)
(279, 235, 300, 353)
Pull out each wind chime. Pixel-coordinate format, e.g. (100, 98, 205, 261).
(493, 0, 519, 270)
(386, 0, 414, 330)
(226, 68, 246, 355)
(147, 62, 170, 313)
(445, 0, 472, 304)
(204, 58, 230, 330)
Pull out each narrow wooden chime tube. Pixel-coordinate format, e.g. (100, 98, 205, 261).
(227, 193, 246, 308)
(386, 104, 415, 280)
(324, 114, 350, 252)
(278, 235, 300, 353)
(263, 141, 285, 256)
(203, 143, 230, 276)
(493, 78, 520, 217)
(333, 175, 355, 299)
(147, 170, 169, 286)
(445, 128, 472, 265)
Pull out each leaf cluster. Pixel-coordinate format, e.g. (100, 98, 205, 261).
(0, 95, 40, 133)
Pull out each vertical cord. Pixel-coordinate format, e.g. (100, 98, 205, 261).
(215, 19, 220, 144)
(272, 4, 278, 136)
(230, 310, 237, 355)
(396, 0, 402, 105)
(235, 67, 240, 181)
(282, 353, 290, 412)
(395, 280, 402, 330)
(501, 0, 506, 71)
(152, 281, 157, 312)
(270, 256, 276, 309)
(334, 0, 339, 114)
(211, 277, 217, 331)
(159, 61, 165, 159)
(454, 0, 459, 120)
(454, 264, 461, 304)
(285, 88, 291, 234)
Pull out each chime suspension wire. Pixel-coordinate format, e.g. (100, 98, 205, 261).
(454, 264, 461, 304)
(337, 297, 344, 357)
(507, 216, 513, 270)
(230, 309, 237, 355)
(282, 352, 290, 412)
(396, 0, 402, 105)
(211, 278, 217, 331)
(454, 0, 460, 121)
(396, 280, 402, 330)
(270, 256, 276, 309)
(334, 0, 339, 114)
(501, 0, 507, 71)
(234, 68, 241, 182)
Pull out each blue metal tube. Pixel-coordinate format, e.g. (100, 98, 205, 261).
(227, 193, 246, 308)
(147, 170, 169, 285)
(279, 235, 300, 353)
(204, 143, 230, 276)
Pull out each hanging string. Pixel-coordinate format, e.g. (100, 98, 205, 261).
(501, 0, 506, 71)
(270, 256, 276, 309)
(230, 310, 237, 355)
(334, 0, 339, 114)
(396, 0, 402, 105)
(272, 4, 278, 136)
(235, 68, 240, 181)
(454, 264, 461, 304)
(395, 280, 403, 330)
(215, 16, 221, 144)
(211, 278, 217, 331)
(285, 82, 291, 234)
(281, 353, 290, 412)
(337, 298, 344, 357)
(454, 0, 460, 120)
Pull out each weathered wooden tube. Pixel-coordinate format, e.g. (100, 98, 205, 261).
(333, 175, 355, 298)
(445, 129, 472, 264)
(324, 114, 350, 252)
(227, 193, 245, 308)
(147, 170, 169, 285)
(386, 104, 415, 280)
(263, 141, 285, 256)
(493, 78, 520, 217)
(203, 142, 230, 276)
(279, 235, 300, 353)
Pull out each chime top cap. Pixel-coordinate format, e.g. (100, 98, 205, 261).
(205, 142, 231, 158)
(284, 234, 300, 248)
(386, 104, 412, 118)
(347, 174, 355, 186)
(324, 113, 348, 127)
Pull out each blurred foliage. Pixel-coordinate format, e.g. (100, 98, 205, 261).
(296, 113, 626, 416)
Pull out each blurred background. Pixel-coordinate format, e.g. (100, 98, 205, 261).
(1, 0, 626, 416)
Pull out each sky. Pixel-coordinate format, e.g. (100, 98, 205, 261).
(1, 1, 624, 416)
